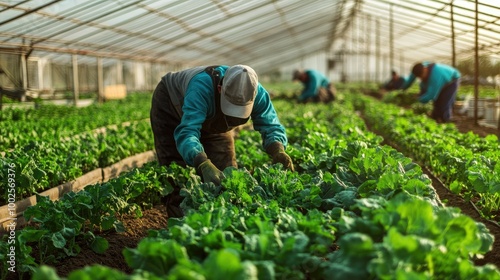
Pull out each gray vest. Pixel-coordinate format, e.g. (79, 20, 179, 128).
(161, 66, 208, 118)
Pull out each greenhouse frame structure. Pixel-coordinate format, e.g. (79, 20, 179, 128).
(0, 0, 499, 121)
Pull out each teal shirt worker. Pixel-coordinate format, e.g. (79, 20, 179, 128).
(402, 62, 461, 122)
(174, 66, 289, 167)
(150, 65, 295, 217)
(293, 69, 336, 103)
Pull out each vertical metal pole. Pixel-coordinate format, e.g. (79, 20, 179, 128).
(21, 52, 28, 102)
(37, 58, 43, 90)
(376, 18, 380, 82)
(390, 4, 394, 72)
(450, 1, 456, 68)
(354, 14, 359, 83)
(474, 0, 479, 125)
(341, 43, 346, 83)
(366, 14, 371, 83)
(72, 54, 79, 106)
(351, 16, 355, 83)
(97, 57, 104, 103)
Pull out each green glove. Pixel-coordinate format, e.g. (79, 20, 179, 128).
(194, 153, 225, 185)
(265, 142, 295, 172)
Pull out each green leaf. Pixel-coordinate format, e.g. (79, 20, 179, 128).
(60, 227, 77, 238)
(338, 233, 374, 255)
(32, 266, 61, 280)
(253, 261, 275, 280)
(101, 215, 116, 231)
(51, 232, 66, 248)
(90, 236, 109, 254)
(449, 180, 462, 194)
(394, 198, 434, 235)
(489, 182, 500, 194)
(19, 228, 49, 243)
(166, 262, 205, 279)
(203, 249, 256, 280)
(17, 173, 33, 189)
(33, 167, 47, 180)
(123, 238, 189, 277)
(67, 265, 128, 280)
(467, 171, 488, 193)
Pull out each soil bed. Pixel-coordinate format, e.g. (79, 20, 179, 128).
(7, 205, 168, 280)
(55, 204, 169, 277)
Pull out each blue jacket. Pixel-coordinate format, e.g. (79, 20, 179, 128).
(172, 65, 288, 166)
(298, 69, 330, 101)
(402, 62, 461, 103)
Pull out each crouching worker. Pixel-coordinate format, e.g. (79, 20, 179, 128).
(292, 69, 336, 104)
(380, 70, 406, 92)
(150, 64, 294, 217)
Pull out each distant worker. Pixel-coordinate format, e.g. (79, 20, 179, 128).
(150, 64, 294, 217)
(402, 62, 461, 123)
(380, 70, 406, 92)
(292, 69, 336, 103)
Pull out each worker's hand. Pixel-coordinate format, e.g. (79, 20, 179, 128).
(194, 152, 225, 185)
(273, 152, 294, 171)
(198, 159, 225, 185)
(266, 142, 295, 172)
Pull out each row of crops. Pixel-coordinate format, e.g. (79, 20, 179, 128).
(351, 93, 500, 222)
(0, 94, 153, 204)
(1, 90, 500, 279)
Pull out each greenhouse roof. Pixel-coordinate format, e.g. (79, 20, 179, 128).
(0, 0, 499, 74)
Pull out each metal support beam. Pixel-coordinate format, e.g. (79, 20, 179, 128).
(474, 0, 479, 126)
(365, 14, 371, 83)
(72, 54, 79, 106)
(376, 18, 381, 82)
(0, 0, 61, 26)
(20, 51, 27, 102)
(389, 4, 394, 72)
(97, 57, 104, 103)
(450, 1, 456, 67)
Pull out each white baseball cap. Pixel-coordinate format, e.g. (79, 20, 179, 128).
(221, 65, 258, 118)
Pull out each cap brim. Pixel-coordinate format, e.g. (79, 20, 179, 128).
(221, 90, 253, 118)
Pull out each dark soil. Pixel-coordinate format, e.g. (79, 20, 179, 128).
(54, 205, 169, 277)
(6, 205, 169, 279)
